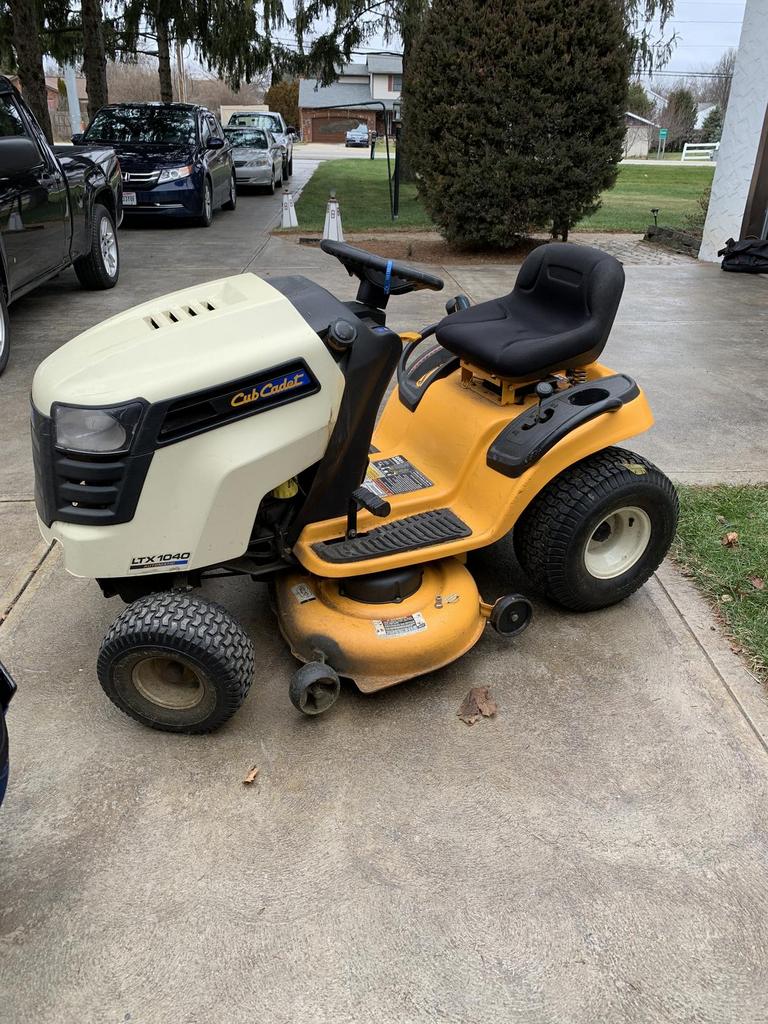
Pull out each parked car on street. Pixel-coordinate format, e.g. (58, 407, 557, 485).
(0, 76, 122, 375)
(227, 111, 295, 181)
(0, 660, 17, 808)
(224, 127, 285, 193)
(75, 103, 236, 227)
(345, 123, 370, 147)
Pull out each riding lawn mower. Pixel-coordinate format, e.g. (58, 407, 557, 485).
(30, 240, 678, 732)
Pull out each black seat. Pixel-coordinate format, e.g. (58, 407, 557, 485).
(435, 243, 625, 379)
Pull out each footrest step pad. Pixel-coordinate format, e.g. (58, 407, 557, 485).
(312, 508, 471, 564)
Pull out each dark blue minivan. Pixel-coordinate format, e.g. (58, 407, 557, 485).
(75, 103, 236, 227)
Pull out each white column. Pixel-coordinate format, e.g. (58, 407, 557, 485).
(699, 0, 768, 261)
(63, 64, 83, 136)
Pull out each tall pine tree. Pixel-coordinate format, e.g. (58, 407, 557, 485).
(405, 0, 633, 246)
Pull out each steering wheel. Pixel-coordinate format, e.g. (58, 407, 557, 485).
(321, 239, 444, 308)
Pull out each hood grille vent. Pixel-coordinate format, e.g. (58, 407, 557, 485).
(146, 300, 216, 331)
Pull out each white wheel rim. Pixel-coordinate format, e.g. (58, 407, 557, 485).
(205, 185, 212, 218)
(583, 506, 652, 580)
(230, 177, 235, 202)
(100, 218, 117, 277)
(132, 656, 204, 710)
(0, 304, 6, 359)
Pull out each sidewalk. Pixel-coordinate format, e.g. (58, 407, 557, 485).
(2, 183, 768, 1022)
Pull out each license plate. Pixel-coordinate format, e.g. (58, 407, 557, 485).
(123, 192, 137, 206)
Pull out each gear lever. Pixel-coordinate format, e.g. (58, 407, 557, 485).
(535, 381, 554, 423)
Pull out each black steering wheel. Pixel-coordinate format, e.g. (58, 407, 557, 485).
(321, 239, 444, 308)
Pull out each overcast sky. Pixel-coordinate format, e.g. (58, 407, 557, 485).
(309, 0, 747, 77)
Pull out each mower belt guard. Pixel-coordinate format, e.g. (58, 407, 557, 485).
(312, 508, 471, 564)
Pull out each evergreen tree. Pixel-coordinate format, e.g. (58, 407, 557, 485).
(265, 78, 299, 128)
(627, 81, 655, 120)
(700, 106, 723, 143)
(662, 87, 697, 149)
(404, 0, 633, 246)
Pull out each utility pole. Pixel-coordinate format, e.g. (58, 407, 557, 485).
(176, 40, 187, 103)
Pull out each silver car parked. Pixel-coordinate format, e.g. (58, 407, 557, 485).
(224, 127, 284, 193)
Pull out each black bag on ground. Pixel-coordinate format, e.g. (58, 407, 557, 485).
(718, 237, 768, 273)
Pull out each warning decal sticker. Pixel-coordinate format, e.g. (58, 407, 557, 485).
(364, 455, 433, 498)
(291, 583, 316, 604)
(373, 612, 427, 638)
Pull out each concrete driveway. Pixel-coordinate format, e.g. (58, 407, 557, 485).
(2, 172, 768, 1023)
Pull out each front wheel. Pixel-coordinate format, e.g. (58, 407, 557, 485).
(514, 447, 678, 611)
(74, 203, 119, 290)
(97, 592, 254, 733)
(196, 179, 213, 227)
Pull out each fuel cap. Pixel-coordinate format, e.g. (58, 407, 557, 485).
(328, 319, 357, 349)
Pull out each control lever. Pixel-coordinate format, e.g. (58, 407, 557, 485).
(445, 294, 471, 315)
(535, 381, 555, 423)
(346, 485, 391, 539)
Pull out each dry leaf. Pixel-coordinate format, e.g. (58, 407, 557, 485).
(458, 686, 498, 725)
(749, 576, 765, 591)
(721, 531, 739, 548)
(242, 765, 260, 785)
(721, 594, 734, 603)
(716, 515, 727, 525)
(622, 462, 647, 476)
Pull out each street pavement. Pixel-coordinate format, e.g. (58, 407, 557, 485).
(2, 161, 768, 1023)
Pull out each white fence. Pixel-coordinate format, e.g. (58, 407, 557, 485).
(681, 142, 720, 163)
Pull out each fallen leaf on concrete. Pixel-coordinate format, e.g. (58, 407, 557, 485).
(458, 686, 498, 725)
(242, 765, 260, 785)
(721, 531, 739, 548)
(749, 576, 765, 591)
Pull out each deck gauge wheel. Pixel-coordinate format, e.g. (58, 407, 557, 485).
(289, 662, 341, 716)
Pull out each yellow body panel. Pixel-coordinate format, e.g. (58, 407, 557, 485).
(276, 558, 485, 692)
(293, 362, 653, 577)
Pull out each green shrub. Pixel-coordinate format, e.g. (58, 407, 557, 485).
(404, 0, 632, 246)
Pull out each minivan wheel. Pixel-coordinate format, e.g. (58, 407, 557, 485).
(0, 287, 9, 377)
(222, 173, 237, 211)
(197, 179, 213, 227)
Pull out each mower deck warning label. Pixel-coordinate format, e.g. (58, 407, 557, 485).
(373, 612, 427, 638)
(364, 455, 433, 498)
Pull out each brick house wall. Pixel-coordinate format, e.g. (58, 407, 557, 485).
(300, 108, 376, 142)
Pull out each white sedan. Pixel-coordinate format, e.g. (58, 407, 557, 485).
(224, 127, 284, 193)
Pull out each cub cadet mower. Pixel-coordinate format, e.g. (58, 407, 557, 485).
(31, 241, 678, 732)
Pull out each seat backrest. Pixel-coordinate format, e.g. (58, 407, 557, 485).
(514, 242, 625, 341)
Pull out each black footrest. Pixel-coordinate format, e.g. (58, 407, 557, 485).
(312, 508, 471, 564)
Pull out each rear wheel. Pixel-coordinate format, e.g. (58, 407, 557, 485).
(265, 170, 275, 195)
(97, 592, 254, 733)
(222, 173, 237, 210)
(0, 286, 9, 377)
(74, 203, 119, 290)
(514, 447, 678, 611)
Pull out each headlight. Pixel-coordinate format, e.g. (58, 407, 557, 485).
(249, 156, 269, 166)
(157, 165, 193, 183)
(53, 402, 144, 454)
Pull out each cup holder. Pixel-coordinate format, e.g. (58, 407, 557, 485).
(568, 386, 610, 407)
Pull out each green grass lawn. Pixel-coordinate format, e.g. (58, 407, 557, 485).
(290, 160, 714, 235)
(576, 165, 714, 231)
(292, 159, 433, 232)
(674, 485, 768, 679)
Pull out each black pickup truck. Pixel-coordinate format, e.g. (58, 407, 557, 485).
(0, 76, 122, 375)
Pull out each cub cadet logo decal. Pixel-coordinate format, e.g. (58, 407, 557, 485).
(230, 370, 310, 409)
(129, 552, 191, 572)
